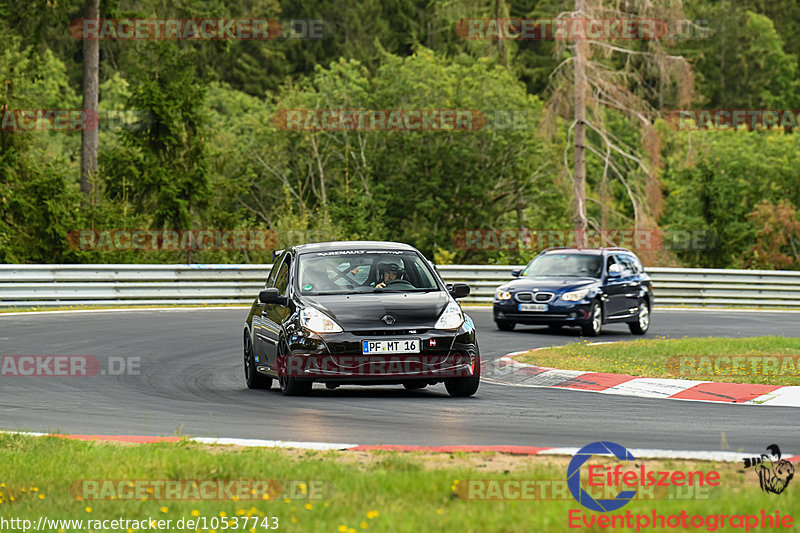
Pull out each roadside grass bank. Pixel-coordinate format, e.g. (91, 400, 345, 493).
(513, 337, 800, 386)
(1, 433, 795, 532)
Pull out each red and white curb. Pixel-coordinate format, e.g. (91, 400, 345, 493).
(3, 431, 797, 464)
(482, 348, 800, 407)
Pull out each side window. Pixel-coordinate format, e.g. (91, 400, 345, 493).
(273, 256, 291, 295)
(266, 253, 284, 287)
(632, 256, 644, 274)
(606, 255, 617, 273)
(617, 255, 636, 277)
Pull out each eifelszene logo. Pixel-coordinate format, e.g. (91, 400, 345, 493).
(744, 445, 795, 495)
(567, 441, 721, 513)
(568, 441, 637, 512)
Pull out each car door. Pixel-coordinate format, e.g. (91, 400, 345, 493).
(617, 254, 643, 316)
(252, 259, 279, 364)
(602, 255, 627, 318)
(262, 254, 293, 370)
(253, 253, 290, 370)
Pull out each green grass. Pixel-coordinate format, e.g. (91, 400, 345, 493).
(0, 434, 797, 532)
(514, 336, 800, 385)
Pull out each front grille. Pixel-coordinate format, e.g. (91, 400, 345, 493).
(352, 329, 429, 336)
(515, 291, 554, 303)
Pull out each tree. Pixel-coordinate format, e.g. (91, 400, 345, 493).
(546, 0, 694, 257)
(102, 41, 211, 262)
(747, 200, 800, 270)
(80, 0, 99, 201)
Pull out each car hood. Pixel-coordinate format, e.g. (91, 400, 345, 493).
(504, 276, 598, 293)
(301, 291, 450, 330)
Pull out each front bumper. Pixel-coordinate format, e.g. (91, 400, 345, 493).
(261, 323, 479, 383)
(493, 299, 592, 325)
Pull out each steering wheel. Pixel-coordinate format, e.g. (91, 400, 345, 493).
(386, 279, 408, 285)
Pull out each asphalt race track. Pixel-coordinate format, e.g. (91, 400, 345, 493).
(1, 308, 798, 451)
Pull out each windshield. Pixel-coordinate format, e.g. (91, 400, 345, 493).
(522, 254, 602, 278)
(297, 250, 440, 295)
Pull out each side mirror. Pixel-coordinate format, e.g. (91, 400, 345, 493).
(607, 264, 622, 278)
(511, 269, 522, 278)
(448, 282, 471, 299)
(259, 288, 286, 305)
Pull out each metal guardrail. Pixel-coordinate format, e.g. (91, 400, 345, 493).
(1, 264, 800, 308)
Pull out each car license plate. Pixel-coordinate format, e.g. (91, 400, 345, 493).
(362, 339, 420, 354)
(518, 303, 548, 312)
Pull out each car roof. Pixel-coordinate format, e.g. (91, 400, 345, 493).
(293, 241, 418, 253)
(540, 247, 635, 255)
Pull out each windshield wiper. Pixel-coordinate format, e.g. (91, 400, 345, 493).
(305, 291, 359, 296)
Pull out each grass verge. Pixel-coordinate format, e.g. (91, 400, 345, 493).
(1, 434, 797, 532)
(513, 336, 800, 385)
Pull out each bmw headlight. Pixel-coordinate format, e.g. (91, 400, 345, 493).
(561, 288, 590, 302)
(299, 306, 343, 333)
(495, 290, 512, 300)
(434, 302, 465, 330)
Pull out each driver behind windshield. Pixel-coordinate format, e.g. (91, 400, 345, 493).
(375, 262, 404, 289)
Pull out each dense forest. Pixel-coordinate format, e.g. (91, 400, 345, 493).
(2, 0, 800, 268)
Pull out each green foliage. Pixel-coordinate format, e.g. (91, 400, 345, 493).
(103, 41, 211, 231)
(659, 125, 800, 268)
(3, 0, 800, 269)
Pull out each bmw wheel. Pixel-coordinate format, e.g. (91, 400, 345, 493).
(495, 320, 516, 331)
(581, 301, 603, 337)
(628, 300, 651, 335)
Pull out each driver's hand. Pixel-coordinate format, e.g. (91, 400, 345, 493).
(375, 282, 386, 289)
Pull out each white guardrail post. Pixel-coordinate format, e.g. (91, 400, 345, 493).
(1, 264, 800, 308)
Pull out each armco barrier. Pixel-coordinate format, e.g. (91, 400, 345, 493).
(1, 264, 800, 308)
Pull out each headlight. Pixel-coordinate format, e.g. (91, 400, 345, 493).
(434, 302, 465, 330)
(561, 288, 589, 302)
(495, 290, 512, 300)
(299, 306, 343, 333)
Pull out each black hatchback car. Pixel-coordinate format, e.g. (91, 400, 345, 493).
(493, 247, 652, 336)
(243, 241, 480, 396)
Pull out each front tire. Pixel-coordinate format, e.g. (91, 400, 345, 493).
(581, 301, 603, 337)
(279, 374, 313, 396)
(444, 355, 480, 397)
(276, 340, 312, 396)
(628, 300, 651, 335)
(496, 320, 516, 331)
(244, 334, 272, 390)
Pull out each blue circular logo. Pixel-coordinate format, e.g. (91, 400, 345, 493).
(567, 441, 637, 512)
